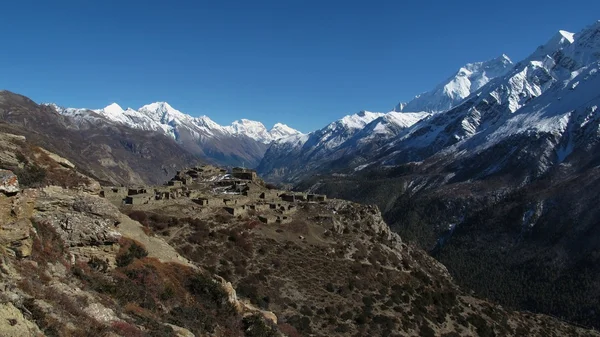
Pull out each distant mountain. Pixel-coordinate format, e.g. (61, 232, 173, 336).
(257, 110, 429, 182)
(46, 101, 303, 168)
(291, 20, 600, 328)
(0, 91, 200, 185)
(394, 54, 514, 113)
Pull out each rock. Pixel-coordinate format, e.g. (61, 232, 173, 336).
(0, 302, 43, 337)
(0, 170, 19, 195)
(164, 323, 195, 337)
(11, 237, 32, 258)
(0, 219, 30, 244)
(71, 194, 121, 222)
(33, 211, 121, 247)
(83, 303, 119, 324)
(0, 219, 33, 258)
(38, 148, 75, 169)
(32, 188, 122, 247)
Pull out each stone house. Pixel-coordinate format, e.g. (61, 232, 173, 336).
(168, 180, 182, 187)
(100, 187, 127, 200)
(280, 193, 307, 202)
(193, 197, 217, 206)
(260, 190, 281, 200)
(277, 215, 292, 224)
(124, 193, 154, 205)
(258, 215, 276, 224)
(307, 194, 327, 202)
(232, 167, 258, 181)
(249, 204, 270, 212)
(224, 206, 247, 216)
(128, 187, 148, 195)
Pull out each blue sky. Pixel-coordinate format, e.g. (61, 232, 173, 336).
(1, 1, 598, 132)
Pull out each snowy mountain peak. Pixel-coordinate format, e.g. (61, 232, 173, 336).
(269, 123, 303, 140)
(138, 102, 189, 124)
(49, 100, 300, 144)
(102, 103, 125, 116)
(338, 111, 385, 130)
(395, 55, 514, 113)
(558, 30, 575, 43)
(226, 119, 269, 142)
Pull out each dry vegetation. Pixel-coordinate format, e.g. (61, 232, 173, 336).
(124, 199, 594, 337)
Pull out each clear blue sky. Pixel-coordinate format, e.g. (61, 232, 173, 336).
(1, 0, 598, 132)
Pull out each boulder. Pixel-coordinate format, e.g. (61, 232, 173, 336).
(33, 212, 121, 247)
(38, 148, 76, 169)
(0, 170, 19, 195)
(0, 219, 33, 258)
(164, 323, 195, 337)
(0, 302, 43, 337)
(83, 303, 119, 324)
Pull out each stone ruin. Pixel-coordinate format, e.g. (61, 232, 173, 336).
(99, 164, 328, 225)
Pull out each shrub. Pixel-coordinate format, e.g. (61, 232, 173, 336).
(88, 257, 109, 272)
(14, 164, 47, 187)
(116, 240, 149, 267)
(419, 322, 436, 337)
(286, 315, 312, 334)
(243, 314, 277, 337)
(187, 274, 230, 310)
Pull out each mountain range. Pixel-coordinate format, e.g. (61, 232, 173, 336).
(2, 19, 600, 330)
(290, 20, 600, 329)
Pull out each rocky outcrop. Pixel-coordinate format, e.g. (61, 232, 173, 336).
(0, 169, 19, 195)
(32, 186, 121, 247)
(0, 302, 43, 337)
(37, 147, 75, 169)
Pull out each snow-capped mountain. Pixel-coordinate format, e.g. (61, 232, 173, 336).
(257, 110, 428, 181)
(394, 54, 514, 113)
(48, 101, 301, 144)
(46, 101, 302, 168)
(373, 20, 600, 179)
(259, 20, 600, 184)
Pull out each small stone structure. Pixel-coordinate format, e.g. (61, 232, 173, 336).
(224, 206, 247, 216)
(168, 180, 182, 187)
(307, 194, 327, 202)
(128, 187, 148, 195)
(124, 193, 155, 205)
(276, 215, 292, 224)
(258, 215, 276, 224)
(280, 193, 307, 202)
(232, 167, 258, 181)
(100, 187, 127, 200)
(193, 197, 216, 206)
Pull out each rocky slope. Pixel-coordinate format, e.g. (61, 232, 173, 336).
(0, 91, 201, 185)
(0, 134, 597, 336)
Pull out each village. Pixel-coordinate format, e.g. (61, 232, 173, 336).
(99, 165, 327, 225)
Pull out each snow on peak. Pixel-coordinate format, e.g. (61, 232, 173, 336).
(102, 103, 125, 116)
(337, 111, 386, 130)
(395, 55, 514, 113)
(529, 30, 575, 61)
(558, 30, 575, 43)
(269, 123, 303, 140)
(226, 119, 270, 142)
(138, 102, 189, 124)
(52, 100, 300, 144)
